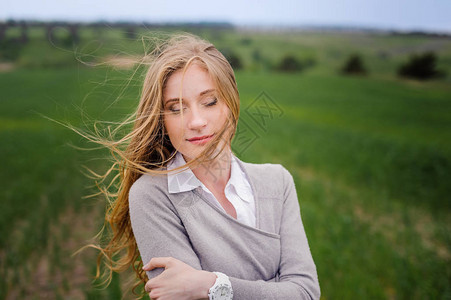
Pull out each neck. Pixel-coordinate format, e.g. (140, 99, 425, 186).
(190, 148, 232, 194)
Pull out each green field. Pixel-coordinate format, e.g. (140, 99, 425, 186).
(1, 27, 450, 299)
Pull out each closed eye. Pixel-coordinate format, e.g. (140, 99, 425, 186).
(167, 103, 185, 113)
(169, 107, 184, 113)
(205, 98, 218, 107)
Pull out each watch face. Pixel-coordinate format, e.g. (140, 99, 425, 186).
(212, 284, 233, 300)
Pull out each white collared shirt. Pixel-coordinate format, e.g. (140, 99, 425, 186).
(167, 151, 256, 228)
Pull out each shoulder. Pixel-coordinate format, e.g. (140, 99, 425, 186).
(128, 171, 186, 224)
(240, 160, 288, 178)
(236, 157, 294, 198)
(128, 171, 170, 207)
(236, 155, 293, 181)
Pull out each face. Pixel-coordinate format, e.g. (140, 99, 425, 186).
(163, 63, 230, 162)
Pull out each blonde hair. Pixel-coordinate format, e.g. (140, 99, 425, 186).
(87, 32, 240, 295)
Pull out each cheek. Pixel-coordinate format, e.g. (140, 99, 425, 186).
(164, 117, 183, 142)
(218, 105, 231, 123)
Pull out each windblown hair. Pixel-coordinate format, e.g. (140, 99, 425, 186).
(86, 32, 240, 295)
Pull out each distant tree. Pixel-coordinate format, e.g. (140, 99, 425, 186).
(0, 23, 6, 42)
(251, 49, 261, 63)
(46, 25, 55, 43)
(227, 53, 243, 70)
(124, 27, 136, 39)
(0, 38, 23, 61)
(220, 48, 243, 70)
(398, 52, 446, 80)
(19, 21, 29, 44)
(341, 54, 367, 75)
(68, 24, 80, 45)
(277, 55, 303, 72)
(240, 37, 252, 46)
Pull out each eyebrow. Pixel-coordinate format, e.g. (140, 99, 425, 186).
(164, 89, 216, 105)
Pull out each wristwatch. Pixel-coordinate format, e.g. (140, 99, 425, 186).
(208, 272, 233, 300)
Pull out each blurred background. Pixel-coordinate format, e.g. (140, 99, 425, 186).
(1, 0, 450, 298)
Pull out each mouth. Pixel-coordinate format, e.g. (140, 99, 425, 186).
(187, 134, 215, 145)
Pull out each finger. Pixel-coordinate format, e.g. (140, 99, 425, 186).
(146, 277, 158, 291)
(145, 280, 152, 293)
(143, 257, 172, 270)
(149, 288, 160, 299)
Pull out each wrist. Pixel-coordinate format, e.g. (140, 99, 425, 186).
(194, 270, 217, 299)
(207, 272, 233, 300)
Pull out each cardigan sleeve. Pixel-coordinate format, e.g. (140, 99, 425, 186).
(129, 179, 203, 279)
(129, 168, 320, 300)
(227, 166, 320, 299)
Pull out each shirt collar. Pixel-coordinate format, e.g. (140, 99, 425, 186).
(167, 152, 203, 193)
(167, 151, 252, 203)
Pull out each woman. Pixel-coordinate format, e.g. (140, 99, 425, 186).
(94, 33, 320, 299)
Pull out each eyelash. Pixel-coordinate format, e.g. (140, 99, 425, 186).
(169, 98, 218, 113)
(205, 98, 218, 107)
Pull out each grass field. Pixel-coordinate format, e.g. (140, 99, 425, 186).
(1, 27, 450, 299)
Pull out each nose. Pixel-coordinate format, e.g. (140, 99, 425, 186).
(186, 106, 207, 130)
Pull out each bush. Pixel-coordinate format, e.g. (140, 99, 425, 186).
(124, 27, 137, 39)
(277, 55, 303, 72)
(398, 52, 446, 80)
(61, 34, 76, 48)
(228, 53, 243, 70)
(341, 54, 367, 75)
(240, 37, 252, 46)
(0, 38, 23, 61)
(251, 49, 261, 63)
(220, 48, 243, 70)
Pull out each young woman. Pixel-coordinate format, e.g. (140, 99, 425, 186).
(94, 33, 320, 299)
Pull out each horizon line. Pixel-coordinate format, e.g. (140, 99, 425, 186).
(1, 17, 450, 35)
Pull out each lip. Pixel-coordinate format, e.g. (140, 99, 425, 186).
(187, 134, 214, 145)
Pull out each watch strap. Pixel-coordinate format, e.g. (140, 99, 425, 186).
(208, 272, 233, 300)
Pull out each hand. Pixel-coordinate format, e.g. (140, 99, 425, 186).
(143, 257, 217, 300)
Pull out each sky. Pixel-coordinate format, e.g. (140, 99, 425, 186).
(2, 0, 451, 33)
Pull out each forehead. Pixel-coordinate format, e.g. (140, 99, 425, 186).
(163, 63, 216, 99)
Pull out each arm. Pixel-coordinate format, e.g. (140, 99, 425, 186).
(129, 178, 214, 299)
(143, 256, 216, 299)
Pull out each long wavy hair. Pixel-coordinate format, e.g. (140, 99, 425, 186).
(85, 33, 241, 295)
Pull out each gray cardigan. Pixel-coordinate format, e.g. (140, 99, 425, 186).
(129, 157, 320, 299)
